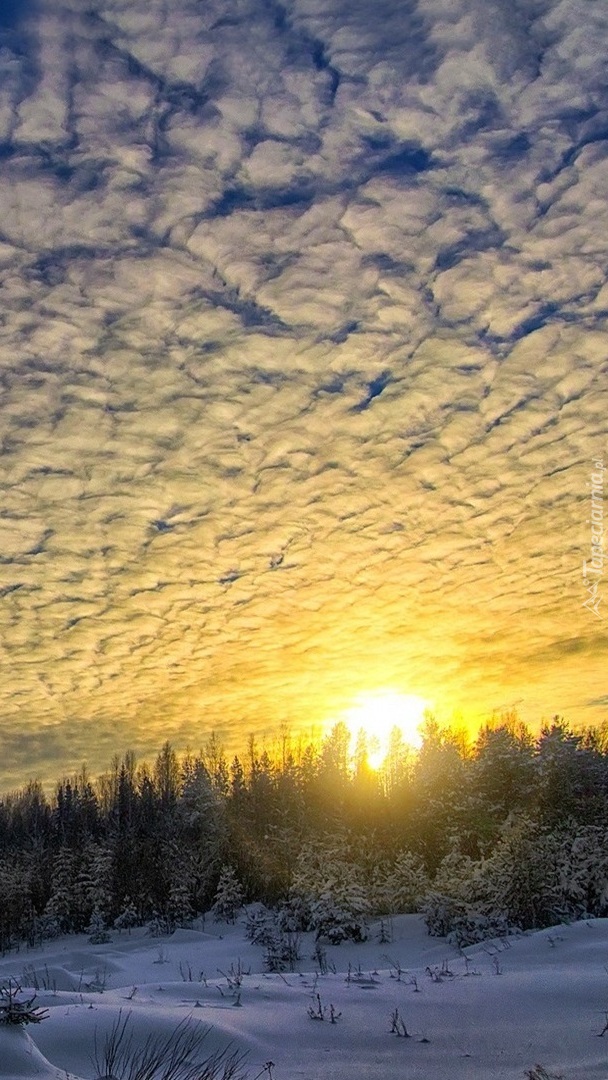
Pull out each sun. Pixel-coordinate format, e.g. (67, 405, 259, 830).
(340, 690, 429, 768)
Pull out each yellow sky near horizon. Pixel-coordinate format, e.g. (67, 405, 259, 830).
(0, 0, 606, 791)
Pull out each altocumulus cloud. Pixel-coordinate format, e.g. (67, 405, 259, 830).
(0, 0, 607, 786)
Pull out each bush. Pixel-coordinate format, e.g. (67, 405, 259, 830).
(263, 931, 301, 972)
(423, 893, 468, 938)
(0, 981, 48, 1026)
(423, 892, 516, 946)
(445, 912, 516, 948)
(311, 893, 368, 943)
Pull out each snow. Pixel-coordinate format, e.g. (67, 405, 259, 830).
(0, 914, 607, 1080)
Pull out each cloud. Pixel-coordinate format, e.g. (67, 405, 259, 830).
(0, 0, 606, 787)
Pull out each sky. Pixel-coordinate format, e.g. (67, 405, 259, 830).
(0, 0, 607, 788)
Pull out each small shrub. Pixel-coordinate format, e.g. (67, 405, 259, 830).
(307, 994, 341, 1022)
(0, 981, 48, 1026)
(389, 1008, 410, 1037)
(244, 906, 276, 946)
(446, 912, 516, 948)
(32, 914, 62, 942)
(146, 914, 174, 937)
(263, 931, 301, 972)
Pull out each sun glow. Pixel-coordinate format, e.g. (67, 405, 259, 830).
(340, 690, 430, 769)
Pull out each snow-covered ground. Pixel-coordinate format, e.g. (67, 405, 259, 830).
(1, 914, 607, 1080)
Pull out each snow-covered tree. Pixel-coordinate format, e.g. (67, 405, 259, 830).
(310, 889, 369, 943)
(167, 876, 194, 928)
(290, 835, 370, 940)
(276, 894, 313, 934)
(423, 892, 469, 938)
(212, 866, 244, 923)
(73, 843, 114, 929)
(472, 722, 536, 822)
(291, 836, 363, 905)
(114, 898, 139, 933)
(554, 825, 608, 919)
(0, 862, 33, 951)
(245, 904, 277, 945)
(44, 848, 77, 933)
(380, 850, 430, 913)
(433, 848, 478, 905)
(472, 818, 561, 929)
(86, 907, 111, 944)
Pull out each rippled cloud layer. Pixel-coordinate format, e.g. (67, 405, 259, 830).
(0, 0, 606, 786)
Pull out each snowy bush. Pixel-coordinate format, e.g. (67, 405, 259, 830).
(445, 912, 515, 948)
(423, 893, 469, 938)
(553, 826, 608, 919)
(433, 849, 479, 905)
(263, 930, 302, 972)
(32, 914, 62, 942)
(310, 892, 368, 944)
(423, 891, 516, 945)
(290, 838, 370, 942)
(291, 837, 368, 911)
(422, 819, 608, 938)
(146, 913, 174, 937)
(243, 904, 303, 969)
(167, 878, 195, 928)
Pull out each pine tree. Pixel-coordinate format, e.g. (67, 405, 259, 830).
(212, 866, 244, 923)
(474, 818, 561, 929)
(291, 836, 370, 942)
(0, 862, 33, 952)
(154, 742, 181, 815)
(167, 876, 194, 928)
(114, 898, 139, 932)
(86, 907, 111, 944)
(44, 848, 76, 933)
(473, 722, 536, 822)
(381, 850, 430, 913)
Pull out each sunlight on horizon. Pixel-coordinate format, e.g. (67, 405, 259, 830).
(337, 690, 432, 769)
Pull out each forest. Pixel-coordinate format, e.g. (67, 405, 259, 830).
(1, 715, 608, 954)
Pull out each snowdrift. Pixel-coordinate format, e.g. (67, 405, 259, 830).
(0, 914, 607, 1080)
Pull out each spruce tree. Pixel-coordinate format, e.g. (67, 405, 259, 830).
(212, 866, 244, 923)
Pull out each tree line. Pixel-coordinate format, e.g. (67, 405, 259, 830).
(0, 714, 607, 951)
